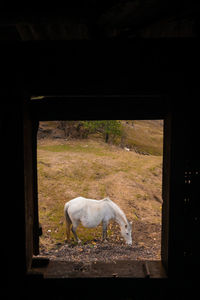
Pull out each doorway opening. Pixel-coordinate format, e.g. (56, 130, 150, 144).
(36, 120, 164, 275)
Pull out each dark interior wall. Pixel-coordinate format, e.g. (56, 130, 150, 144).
(20, 39, 197, 94)
(2, 39, 198, 95)
(1, 39, 200, 299)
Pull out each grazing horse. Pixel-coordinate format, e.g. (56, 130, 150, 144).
(64, 196, 132, 245)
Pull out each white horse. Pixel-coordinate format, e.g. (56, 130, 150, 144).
(64, 196, 132, 245)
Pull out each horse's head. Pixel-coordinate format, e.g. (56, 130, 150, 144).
(121, 220, 133, 246)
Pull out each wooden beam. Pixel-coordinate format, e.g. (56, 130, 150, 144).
(28, 95, 168, 121)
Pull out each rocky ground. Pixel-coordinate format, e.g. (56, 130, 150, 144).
(39, 221, 161, 262)
(40, 242, 160, 262)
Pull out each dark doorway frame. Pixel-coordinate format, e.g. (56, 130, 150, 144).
(24, 94, 172, 278)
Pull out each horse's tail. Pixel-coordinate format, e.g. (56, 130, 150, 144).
(64, 203, 72, 240)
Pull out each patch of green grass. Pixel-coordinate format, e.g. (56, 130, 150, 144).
(136, 193, 142, 199)
(38, 144, 110, 156)
(76, 225, 102, 242)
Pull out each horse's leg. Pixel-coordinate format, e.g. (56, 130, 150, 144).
(71, 222, 81, 244)
(102, 220, 108, 241)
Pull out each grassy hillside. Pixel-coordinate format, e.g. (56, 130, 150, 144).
(121, 120, 163, 155)
(38, 120, 163, 155)
(37, 120, 163, 257)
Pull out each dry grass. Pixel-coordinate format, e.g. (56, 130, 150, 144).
(38, 136, 162, 257)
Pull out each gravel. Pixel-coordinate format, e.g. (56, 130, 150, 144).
(39, 240, 160, 262)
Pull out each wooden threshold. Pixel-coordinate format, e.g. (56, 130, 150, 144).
(30, 258, 167, 279)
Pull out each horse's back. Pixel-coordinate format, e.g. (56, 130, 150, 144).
(68, 196, 86, 205)
(65, 197, 114, 227)
(66, 197, 98, 227)
(67, 196, 103, 206)
(66, 197, 87, 211)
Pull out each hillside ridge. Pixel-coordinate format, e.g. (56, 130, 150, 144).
(38, 120, 163, 156)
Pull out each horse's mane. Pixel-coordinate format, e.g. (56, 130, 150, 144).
(102, 196, 111, 201)
(102, 197, 128, 224)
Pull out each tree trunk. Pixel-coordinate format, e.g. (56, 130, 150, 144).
(105, 132, 109, 143)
